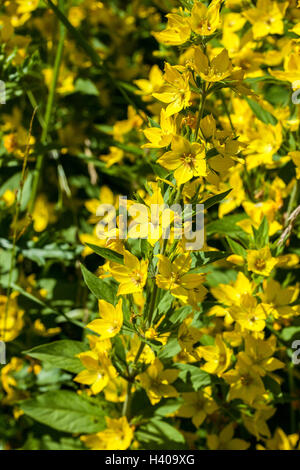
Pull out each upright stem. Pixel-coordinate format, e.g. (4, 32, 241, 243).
(123, 183, 183, 418)
(28, 0, 66, 213)
(195, 84, 207, 140)
(122, 342, 145, 418)
(2, 109, 37, 339)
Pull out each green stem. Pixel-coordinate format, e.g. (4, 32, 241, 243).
(146, 282, 159, 328)
(122, 342, 145, 418)
(195, 87, 206, 140)
(29, 0, 66, 213)
(2, 109, 37, 339)
(219, 91, 236, 137)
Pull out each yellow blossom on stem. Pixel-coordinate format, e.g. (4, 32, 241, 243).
(223, 357, 266, 404)
(157, 136, 206, 185)
(153, 63, 191, 117)
(74, 350, 117, 395)
(109, 250, 148, 295)
(153, 13, 191, 46)
(247, 246, 277, 277)
(194, 48, 232, 83)
(86, 299, 123, 339)
(177, 387, 218, 428)
(207, 423, 250, 450)
(156, 252, 207, 307)
(190, 0, 221, 36)
(81, 417, 134, 450)
(142, 109, 177, 149)
(198, 334, 232, 376)
(138, 358, 179, 405)
(243, 0, 288, 39)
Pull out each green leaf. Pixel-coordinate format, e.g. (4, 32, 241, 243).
(174, 363, 211, 391)
(81, 264, 116, 304)
(203, 189, 232, 210)
(75, 78, 99, 96)
(86, 243, 124, 264)
(205, 269, 237, 287)
(158, 338, 181, 360)
(21, 435, 85, 450)
(147, 116, 160, 128)
(206, 214, 248, 239)
(281, 326, 300, 342)
(246, 98, 278, 125)
(169, 306, 193, 324)
(252, 216, 269, 249)
(20, 390, 106, 433)
(136, 418, 185, 449)
(226, 237, 247, 258)
(156, 291, 174, 315)
(191, 251, 230, 267)
(24, 340, 87, 373)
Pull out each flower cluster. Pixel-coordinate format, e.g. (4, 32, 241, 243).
(0, 0, 299, 451)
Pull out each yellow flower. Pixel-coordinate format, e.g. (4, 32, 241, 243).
(238, 200, 282, 236)
(223, 357, 265, 404)
(86, 299, 123, 339)
(207, 423, 250, 450)
(16, 0, 39, 15)
(244, 122, 283, 170)
(190, 0, 221, 36)
(178, 318, 202, 352)
(211, 272, 254, 308)
(257, 428, 299, 450)
(229, 294, 271, 332)
(157, 136, 206, 185)
(138, 358, 178, 405)
(109, 106, 144, 143)
(194, 48, 232, 82)
(243, 0, 288, 39)
(177, 387, 218, 428)
(74, 350, 117, 395)
(81, 416, 134, 450)
(127, 335, 155, 364)
(103, 377, 127, 403)
(156, 253, 207, 307)
(33, 319, 61, 337)
(198, 334, 232, 376)
(247, 246, 277, 277)
(134, 65, 164, 97)
(1, 357, 23, 396)
(238, 334, 285, 378)
(32, 194, 56, 232)
(0, 294, 24, 342)
(100, 146, 124, 168)
(243, 406, 275, 440)
(68, 6, 85, 27)
(1, 189, 16, 207)
(109, 250, 148, 295)
(153, 13, 191, 46)
(153, 63, 191, 117)
(258, 279, 299, 320)
(43, 67, 75, 95)
(269, 50, 300, 84)
(142, 109, 177, 149)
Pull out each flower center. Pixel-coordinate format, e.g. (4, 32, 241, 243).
(181, 152, 195, 168)
(240, 374, 252, 386)
(255, 258, 266, 270)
